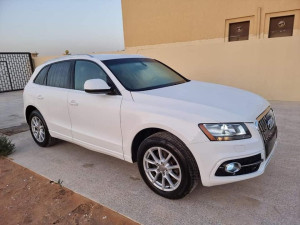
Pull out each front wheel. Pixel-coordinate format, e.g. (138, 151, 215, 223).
(137, 132, 200, 199)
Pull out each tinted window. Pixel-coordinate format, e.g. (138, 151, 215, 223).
(103, 58, 187, 91)
(47, 61, 72, 88)
(34, 65, 49, 85)
(74, 60, 108, 91)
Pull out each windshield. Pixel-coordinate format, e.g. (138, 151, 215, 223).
(103, 58, 188, 91)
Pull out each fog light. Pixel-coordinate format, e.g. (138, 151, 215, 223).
(224, 162, 241, 173)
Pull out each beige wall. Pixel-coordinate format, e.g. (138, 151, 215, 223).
(122, 0, 300, 46)
(32, 36, 300, 101)
(32, 0, 300, 101)
(119, 37, 300, 101)
(32, 55, 59, 69)
(119, 0, 300, 101)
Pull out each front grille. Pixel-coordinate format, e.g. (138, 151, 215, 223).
(257, 108, 277, 158)
(215, 154, 262, 176)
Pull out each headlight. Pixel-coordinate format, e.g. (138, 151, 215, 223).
(199, 123, 251, 141)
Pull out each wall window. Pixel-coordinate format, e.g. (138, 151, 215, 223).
(74, 60, 108, 91)
(46, 61, 72, 89)
(229, 21, 250, 42)
(269, 15, 295, 38)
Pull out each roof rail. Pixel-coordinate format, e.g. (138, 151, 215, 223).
(44, 54, 94, 64)
(68, 54, 94, 58)
(86, 54, 95, 58)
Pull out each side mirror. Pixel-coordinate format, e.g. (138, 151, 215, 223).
(84, 79, 112, 94)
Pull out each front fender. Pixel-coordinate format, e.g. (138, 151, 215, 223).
(121, 101, 207, 162)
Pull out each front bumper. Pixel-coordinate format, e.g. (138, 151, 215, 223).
(188, 123, 277, 187)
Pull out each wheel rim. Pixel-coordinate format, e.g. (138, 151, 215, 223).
(31, 116, 45, 143)
(143, 147, 182, 192)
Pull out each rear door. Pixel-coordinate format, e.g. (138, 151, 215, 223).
(34, 60, 73, 140)
(68, 60, 123, 159)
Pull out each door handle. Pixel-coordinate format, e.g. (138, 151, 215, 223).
(37, 95, 44, 100)
(69, 100, 78, 106)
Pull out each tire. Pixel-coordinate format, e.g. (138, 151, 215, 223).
(137, 131, 200, 199)
(29, 110, 56, 147)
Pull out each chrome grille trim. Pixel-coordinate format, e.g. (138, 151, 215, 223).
(256, 106, 271, 121)
(256, 107, 277, 158)
(258, 115, 268, 142)
(257, 108, 275, 142)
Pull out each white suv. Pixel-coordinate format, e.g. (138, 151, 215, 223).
(23, 54, 277, 199)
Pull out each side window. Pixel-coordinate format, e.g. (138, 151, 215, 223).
(47, 61, 72, 88)
(74, 60, 108, 91)
(34, 65, 49, 85)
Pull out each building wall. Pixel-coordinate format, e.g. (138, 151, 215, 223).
(119, 37, 300, 101)
(32, 0, 300, 101)
(119, 0, 300, 101)
(121, 0, 300, 46)
(32, 55, 59, 69)
(32, 36, 300, 101)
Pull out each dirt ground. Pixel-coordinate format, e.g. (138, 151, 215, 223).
(0, 157, 139, 225)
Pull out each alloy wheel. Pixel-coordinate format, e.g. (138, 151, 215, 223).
(31, 116, 45, 143)
(143, 147, 182, 191)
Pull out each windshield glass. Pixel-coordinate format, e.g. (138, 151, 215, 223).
(103, 58, 188, 91)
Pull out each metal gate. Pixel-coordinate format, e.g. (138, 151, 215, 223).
(0, 52, 34, 92)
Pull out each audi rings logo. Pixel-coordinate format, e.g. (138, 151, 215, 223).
(267, 116, 275, 130)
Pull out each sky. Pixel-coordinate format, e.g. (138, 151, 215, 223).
(0, 0, 125, 56)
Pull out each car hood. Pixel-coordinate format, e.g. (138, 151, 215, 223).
(131, 81, 269, 123)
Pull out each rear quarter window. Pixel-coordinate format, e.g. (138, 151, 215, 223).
(46, 61, 72, 89)
(34, 65, 50, 85)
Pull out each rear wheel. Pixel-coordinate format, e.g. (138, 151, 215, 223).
(29, 110, 56, 147)
(137, 132, 200, 199)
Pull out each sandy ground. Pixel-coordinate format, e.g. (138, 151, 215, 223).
(0, 157, 139, 225)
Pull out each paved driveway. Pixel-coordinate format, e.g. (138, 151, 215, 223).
(0, 91, 25, 129)
(2, 91, 300, 225)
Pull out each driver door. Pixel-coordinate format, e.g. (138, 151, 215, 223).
(68, 60, 123, 159)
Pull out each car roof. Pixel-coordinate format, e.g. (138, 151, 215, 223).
(44, 54, 147, 65)
(92, 54, 146, 61)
